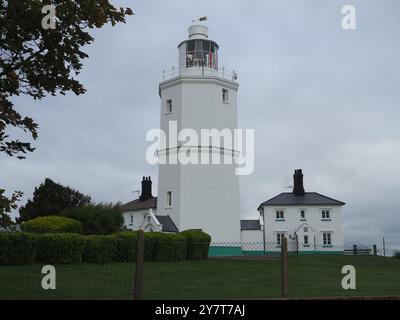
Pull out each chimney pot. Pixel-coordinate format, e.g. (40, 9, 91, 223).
(293, 169, 305, 196)
(139, 176, 153, 201)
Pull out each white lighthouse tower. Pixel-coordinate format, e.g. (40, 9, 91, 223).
(157, 24, 241, 245)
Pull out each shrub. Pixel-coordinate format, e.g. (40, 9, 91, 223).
(394, 252, 400, 259)
(146, 232, 187, 262)
(61, 204, 123, 235)
(21, 216, 83, 234)
(0, 232, 38, 265)
(37, 233, 85, 264)
(143, 232, 160, 261)
(82, 235, 116, 263)
(111, 231, 138, 262)
(179, 229, 211, 260)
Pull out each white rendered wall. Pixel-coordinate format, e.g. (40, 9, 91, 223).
(262, 205, 344, 252)
(158, 75, 241, 243)
(241, 230, 263, 252)
(122, 209, 161, 232)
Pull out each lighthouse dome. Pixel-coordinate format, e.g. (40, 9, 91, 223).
(188, 24, 209, 39)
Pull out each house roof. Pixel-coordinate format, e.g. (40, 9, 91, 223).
(240, 220, 261, 231)
(258, 192, 345, 210)
(155, 215, 179, 233)
(120, 197, 157, 212)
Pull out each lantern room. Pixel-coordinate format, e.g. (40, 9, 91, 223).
(178, 24, 219, 71)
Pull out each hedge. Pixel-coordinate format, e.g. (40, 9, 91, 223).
(0, 232, 37, 265)
(179, 229, 211, 260)
(146, 232, 187, 262)
(21, 216, 83, 234)
(0, 230, 211, 265)
(112, 232, 138, 262)
(37, 233, 85, 264)
(83, 235, 116, 263)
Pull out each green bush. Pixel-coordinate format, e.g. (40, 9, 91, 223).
(179, 229, 211, 260)
(61, 204, 123, 235)
(37, 233, 85, 264)
(0, 232, 38, 265)
(394, 252, 400, 259)
(143, 232, 160, 261)
(0, 230, 205, 266)
(82, 235, 116, 263)
(146, 232, 187, 262)
(21, 216, 83, 234)
(111, 231, 138, 262)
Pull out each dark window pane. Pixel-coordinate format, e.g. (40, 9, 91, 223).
(203, 40, 211, 52)
(187, 40, 195, 52)
(195, 40, 203, 52)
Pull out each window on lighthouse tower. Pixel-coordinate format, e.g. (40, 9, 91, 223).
(166, 191, 172, 208)
(222, 89, 229, 103)
(166, 99, 172, 113)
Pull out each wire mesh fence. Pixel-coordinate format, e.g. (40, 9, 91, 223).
(0, 233, 399, 300)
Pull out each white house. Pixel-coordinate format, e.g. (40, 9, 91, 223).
(241, 169, 345, 254)
(120, 177, 178, 233)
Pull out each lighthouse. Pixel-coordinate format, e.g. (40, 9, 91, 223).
(157, 24, 241, 244)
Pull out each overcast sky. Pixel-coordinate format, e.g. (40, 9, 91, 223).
(2, 0, 400, 247)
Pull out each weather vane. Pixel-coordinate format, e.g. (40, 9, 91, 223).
(192, 16, 208, 23)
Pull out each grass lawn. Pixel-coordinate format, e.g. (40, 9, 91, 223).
(0, 255, 399, 300)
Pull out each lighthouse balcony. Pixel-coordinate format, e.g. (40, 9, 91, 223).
(162, 65, 238, 82)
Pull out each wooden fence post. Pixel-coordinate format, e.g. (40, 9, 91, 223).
(281, 237, 289, 298)
(383, 237, 386, 257)
(134, 229, 145, 300)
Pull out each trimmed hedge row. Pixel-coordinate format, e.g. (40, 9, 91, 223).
(0, 230, 211, 265)
(37, 233, 84, 264)
(180, 229, 212, 260)
(0, 232, 37, 265)
(21, 216, 83, 234)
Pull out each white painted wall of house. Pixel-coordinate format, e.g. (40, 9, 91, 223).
(241, 230, 264, 251)
(122, 209, 162, 232)
(261, 204, 344, 252)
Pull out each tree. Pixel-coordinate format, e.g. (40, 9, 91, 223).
(0, 0, 133, 213)
(61, 203, 123, 235)
(0, 207, 14, 230)
(0, 189, 20, 229)
(18, 178, 91, 222)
